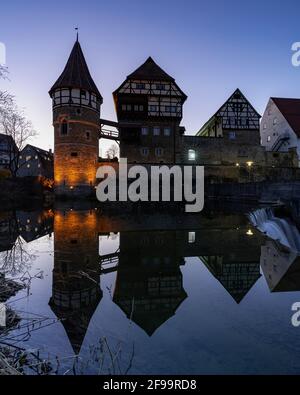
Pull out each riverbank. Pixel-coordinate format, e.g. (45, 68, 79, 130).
(0, 177, 52, 210)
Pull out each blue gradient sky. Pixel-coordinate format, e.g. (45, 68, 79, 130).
(1, 0, 300, 152)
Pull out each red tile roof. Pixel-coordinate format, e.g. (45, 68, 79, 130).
(272, 97, 300, 136)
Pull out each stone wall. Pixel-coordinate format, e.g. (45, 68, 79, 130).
(179, 135, 298, 167)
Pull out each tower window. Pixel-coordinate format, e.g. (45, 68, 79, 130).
(60, 121, 68, 136)
(70, 152, 78, 157)
(86, 131, 91, 140)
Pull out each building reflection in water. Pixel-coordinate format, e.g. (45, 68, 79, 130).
(3, 206, 300, 349)
(113, 231, 187, 336)
(49, 210, 102, 354)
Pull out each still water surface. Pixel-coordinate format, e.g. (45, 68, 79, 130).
(1, 204, 300, 374)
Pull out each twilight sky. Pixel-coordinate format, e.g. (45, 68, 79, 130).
(1, 0, 300, 153)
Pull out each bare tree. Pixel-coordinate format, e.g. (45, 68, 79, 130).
(0, 66, 13, 115)
(105, 144, 119, 160)
(0, 108, 37, 176)
(0, 66, 37, 177)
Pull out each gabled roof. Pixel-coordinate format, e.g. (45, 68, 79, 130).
(197, 88, 261, 135)
(271, 97, 300, 137)
(23, 144, 53, 158)
(127, 56, 175, 82)
(49, 40, 102, 100)
(113, 56, 187, 101)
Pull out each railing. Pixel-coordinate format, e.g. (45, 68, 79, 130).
(99, 127, 120, 140)
(271, 132, 289, 151)
(99, 252, 119, 274)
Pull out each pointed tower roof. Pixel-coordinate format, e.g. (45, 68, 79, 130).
(126, 56, 175, 82)
(49, 40, 102, 101)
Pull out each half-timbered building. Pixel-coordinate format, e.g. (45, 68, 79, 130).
(113, 57, 187, 163)
(197, 88, 261, 144)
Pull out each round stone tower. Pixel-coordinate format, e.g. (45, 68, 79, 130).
(49, 38, 102, 197)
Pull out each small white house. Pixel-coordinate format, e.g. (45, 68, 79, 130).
(260, 97, 300, 165)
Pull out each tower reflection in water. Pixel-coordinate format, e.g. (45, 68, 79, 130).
(3, 207, 300, 354)
(49, 210, 102, 354)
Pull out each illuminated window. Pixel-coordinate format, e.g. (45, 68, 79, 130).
(26, 155, 31, 161)
(267, 136, 271, 142)
(188, 149, 196, 161)
(153, 127, 160, 136)
(188, 232, 196, 243)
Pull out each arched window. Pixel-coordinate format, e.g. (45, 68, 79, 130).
(188, 149, 196, 161)
(60, 120, 68, 136)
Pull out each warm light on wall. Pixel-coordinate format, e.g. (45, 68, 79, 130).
(246, 161, 254, 167)
(235, 163, 240, 167)
(246, 229, 254, 236)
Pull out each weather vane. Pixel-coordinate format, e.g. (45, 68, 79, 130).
(75, 26, 79, 41)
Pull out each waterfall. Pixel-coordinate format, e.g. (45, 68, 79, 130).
(249, 208, 300, 252)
